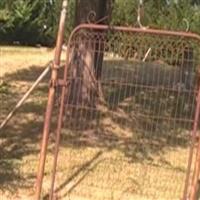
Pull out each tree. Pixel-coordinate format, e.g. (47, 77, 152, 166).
(0, 0, 199, 46)
(66, 0, 113, 111)
(0, 0, 60, 45)
(74, 0, 113, 26)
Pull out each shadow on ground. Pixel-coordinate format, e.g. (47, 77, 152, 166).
(61, 59, 197, 160)
(0, 64, 50, 193)
(0, 59, 199, 198)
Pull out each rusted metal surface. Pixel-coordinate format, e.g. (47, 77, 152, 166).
(34, 1, 68, 200)
(38, 23, 200, 200)
(183, 84, 200, 200)
(188, 85, 200, 200)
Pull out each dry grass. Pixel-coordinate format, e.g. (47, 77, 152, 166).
(0, 46, 193, 200)
(0, 46, 53, 78)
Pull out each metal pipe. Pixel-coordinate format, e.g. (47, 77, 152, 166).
(0, 65, 50, 131)
(48, 26, 71, 200)
(69, 23, 200, 42)
(183, 85, 200, 200)
(188, 85, 200, 200)
(34, 1, 68, 200)
(49, 74, 67, 199)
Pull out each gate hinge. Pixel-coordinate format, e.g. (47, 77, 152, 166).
(51, 62, 61, 70)
(49, 79, 68, 88)
(57, 79, 68, 87)
(49, 79, 58, 88)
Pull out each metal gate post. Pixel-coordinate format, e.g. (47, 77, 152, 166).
(48, 25, 73, 200)
(188, 83, 200, 200)
(49, 75, 68, 199)
(34, 1, 68, 200)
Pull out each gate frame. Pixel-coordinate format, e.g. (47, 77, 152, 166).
(34, 1, 68, 199)
(35, 23, 200, 200)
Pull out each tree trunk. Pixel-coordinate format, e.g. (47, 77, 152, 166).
(75, 0, 113, 26)
(74, 0, 113, 79)
(66, 0, 113, 114)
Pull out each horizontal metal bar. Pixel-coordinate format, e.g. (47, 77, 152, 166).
(70, 24, 200, 42)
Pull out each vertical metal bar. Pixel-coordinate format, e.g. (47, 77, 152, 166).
(48, 17, 75, 199)
(49, 79, 67, 200)
(34, 1, 68, 200)
(188, 84, 200, 200)
(48, 34, 72, 200)
(183, 84, 200, 200)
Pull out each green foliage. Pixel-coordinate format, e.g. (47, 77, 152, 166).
(111, 0, 138, 26)
(0, 0, 199, 46)
(144, 0, 200, 32)
(0, 81, 10, 95)
(0, 0, 62, 46)
(112, 0, 200, 33)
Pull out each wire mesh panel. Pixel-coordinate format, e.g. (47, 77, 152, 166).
(51, 25, 200, 200)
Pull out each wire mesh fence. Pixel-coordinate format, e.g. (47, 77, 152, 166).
(49, 25, 200, 200)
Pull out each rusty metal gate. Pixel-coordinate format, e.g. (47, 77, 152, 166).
(36, 24, 200, 200)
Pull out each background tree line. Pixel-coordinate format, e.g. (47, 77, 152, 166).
(0, 0, 199, 46)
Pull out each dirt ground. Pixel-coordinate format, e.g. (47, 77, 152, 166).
(0, 46, 194, 200)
